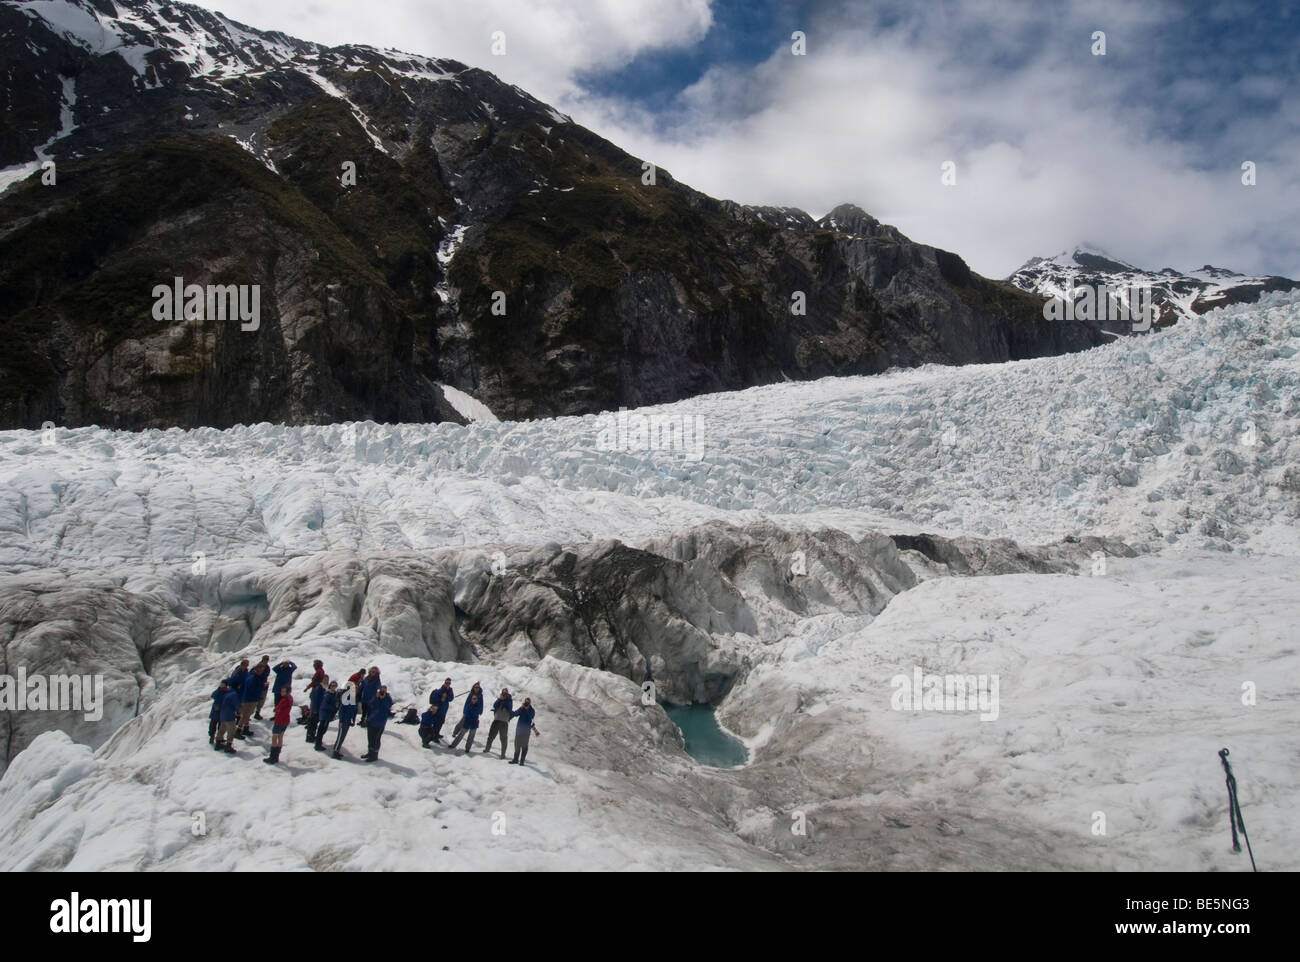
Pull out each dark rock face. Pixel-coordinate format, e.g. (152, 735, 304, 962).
(1, 0, 1107, 430)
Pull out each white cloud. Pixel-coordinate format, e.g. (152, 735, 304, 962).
(566, 3, 1299, 278)
(191, 0, 712, 104)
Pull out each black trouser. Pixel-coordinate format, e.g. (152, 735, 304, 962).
(485, 720, 508, 755)
(512, 731, 531, 764)
(333, 717, 353, 754)
(366, 725, 383, 758)
(360, 701, 371, 726)
(419, 726, 435, 747)
(432, 713, 447, 738)
(208, 717, 219, 740)
(315, 717, 333, 747)
(306, 711, 318, 740)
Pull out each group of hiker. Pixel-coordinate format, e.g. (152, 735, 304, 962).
(422, 677, 540, 765)
(207, 656, 540, 768)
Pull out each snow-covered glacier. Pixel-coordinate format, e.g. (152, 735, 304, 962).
(1, 294, 1297, 870)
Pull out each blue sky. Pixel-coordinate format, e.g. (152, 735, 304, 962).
(192, 0, 1299, 278)
(575, 0, 824, 112)
(577, 0, 1298, 173)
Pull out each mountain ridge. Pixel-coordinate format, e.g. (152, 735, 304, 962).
(1009, 246, 1299, 327)
(4, 0, 1105, 429)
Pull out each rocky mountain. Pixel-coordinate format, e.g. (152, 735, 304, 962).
(0, 0, 1109, 430)
(1008, 246, 1299, 329)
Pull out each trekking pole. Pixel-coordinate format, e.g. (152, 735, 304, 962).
(1218, 748, 1257, 872)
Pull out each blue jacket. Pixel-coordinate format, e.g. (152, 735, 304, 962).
(512, 705, 536, 733)
(420, 709, 437, 729)
(460, 697, 483, 729)
(272, 663, 296, 695)
(430, 685, 454, 713)
(242, 671, 264, 702)
(360, 675, 382, 705)
(209, 687, 227, 718)
(338, 700, 358, 725)
(492, 695, 513, 717)
(310, 685, 326, 714)
(367, 693, 394, 729)
(220, 688, 242, 723)
(317, 691, 339, 723)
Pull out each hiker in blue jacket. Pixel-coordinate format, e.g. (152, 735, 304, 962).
(359, 667, 382, 726)
(509, 698, 541, 766)
(448, 692, 483, 754)
(332, 681, 359, 759)
(429, 679, 453, 742)
(314, 681, 340, 751)
(257, 662, 271, 700)
(363, 685, 395, 761)
(252, 655, 272, 719)
(208, 680, 229, 744)
(428, 679, 453, 708)
(215, 684, 243, 753)
(237, 665, 266, 739)
(271, 660, 297, 708)
(306, 674, 329, 742)
(419, 706, 438, 748)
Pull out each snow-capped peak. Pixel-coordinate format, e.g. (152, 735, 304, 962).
(15, 0, 466, 85)
(1009, 245, 1298, 326)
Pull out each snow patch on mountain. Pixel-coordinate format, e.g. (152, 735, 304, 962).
(0, 161, 42, 196)
(300, 67, 390, 155)
(440, 385, 498, 423)
(17, 0, 120, 54)
(1010, 247, 1300, 325)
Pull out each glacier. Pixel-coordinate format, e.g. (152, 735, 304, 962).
(0, 294, 1297, 870)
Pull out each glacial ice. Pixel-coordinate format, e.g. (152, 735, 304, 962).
(0, 294, 1297, 870)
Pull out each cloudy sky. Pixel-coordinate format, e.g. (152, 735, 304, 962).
(191, 0, 1299, 279)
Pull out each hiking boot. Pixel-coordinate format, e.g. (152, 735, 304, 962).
(508, 759, 518, 765)
(222, 745, 237, 754)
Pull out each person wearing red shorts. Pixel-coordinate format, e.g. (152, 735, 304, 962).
(264, 687, 294, 765)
